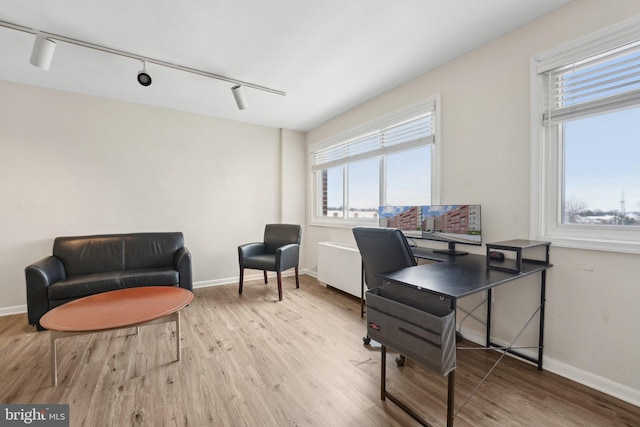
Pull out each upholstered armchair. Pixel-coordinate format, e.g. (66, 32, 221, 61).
(238, 224, 302, 301)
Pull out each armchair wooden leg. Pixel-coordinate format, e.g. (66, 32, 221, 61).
(263, 271, 268, 284)
(295, 266, 300, 289)
(277, 272, 283, 301)
(239, 268, 244, 294)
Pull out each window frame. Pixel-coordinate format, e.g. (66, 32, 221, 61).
(309, 96, 441, 228)
(530, 16, 640, 254)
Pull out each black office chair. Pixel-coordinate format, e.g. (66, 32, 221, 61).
(238, 224, 302, 301)
(352, 227, 417, 348)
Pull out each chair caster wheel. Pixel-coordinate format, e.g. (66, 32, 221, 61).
(363, 336, 371, 345)
(396, 355, 406, 366)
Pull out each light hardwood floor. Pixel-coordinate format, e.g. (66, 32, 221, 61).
(1, 275, 638, 426)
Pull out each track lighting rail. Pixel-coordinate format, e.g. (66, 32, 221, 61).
(0, 18, 286, 96)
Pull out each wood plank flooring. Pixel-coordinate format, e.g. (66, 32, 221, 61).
(1, 275, 638, 426)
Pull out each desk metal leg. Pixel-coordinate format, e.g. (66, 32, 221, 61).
(380, 345, 438, 427)
(449, 298, 457, 426)
(447, 370, 455, 427)
(381, 345, 387, 400)
(537, 270, 546, 371)
(486, 288, 492, 348)
(360, 260, 365, 318)
(485, 270, 546, 370)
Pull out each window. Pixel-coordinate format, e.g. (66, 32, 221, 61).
(386, 147, 431, 206)
(310, 97, 440, 225)
(531, 17, 640, 253)
(347, 158, 379, 218)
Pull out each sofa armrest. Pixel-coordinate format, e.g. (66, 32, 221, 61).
(25, 256, 66, 329)
(276, 244, 300, 271)
(174, 247, 193, 291)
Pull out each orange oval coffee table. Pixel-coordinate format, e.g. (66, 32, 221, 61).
(40, 286, 193, 386)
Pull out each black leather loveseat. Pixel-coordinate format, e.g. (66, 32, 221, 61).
(25, 232, 192, 330)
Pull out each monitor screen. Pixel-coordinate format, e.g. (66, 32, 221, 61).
(378, 204, 482, 255)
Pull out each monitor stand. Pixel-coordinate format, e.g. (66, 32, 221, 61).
(433, 241, 468, 256)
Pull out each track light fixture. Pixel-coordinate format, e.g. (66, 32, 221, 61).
(0, 18, 286, 107)
(231, 85, 247, 110)
(29, 34, 56, 70)
(137, 61, 152, 86)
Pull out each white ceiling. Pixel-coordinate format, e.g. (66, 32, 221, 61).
(0, 0, 571, 132)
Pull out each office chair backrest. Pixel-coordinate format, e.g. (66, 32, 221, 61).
(264, 224, 302, 254)
(352, 227, 417, 289)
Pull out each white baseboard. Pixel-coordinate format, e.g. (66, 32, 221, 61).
(193, 268, 314, 289)
(543, 356, 640, 407)
(0, 304, 27, 316)
(458, 328, 640, 407)
(193, 277, 238, 289)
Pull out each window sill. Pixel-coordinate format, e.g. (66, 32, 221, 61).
(532, 232, 640, 255)
(309, 217, 379, 229)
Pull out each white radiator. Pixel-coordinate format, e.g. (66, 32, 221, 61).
(317, 242, 362, 297)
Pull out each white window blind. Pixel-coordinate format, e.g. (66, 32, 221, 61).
(311, 101, 435, 171)
(542, 40, 640, 125)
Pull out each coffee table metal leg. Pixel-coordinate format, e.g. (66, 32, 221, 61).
(48, 309, 186, 386)
(51, 330, 82, 386)
(176, 311, 181, 361)
(51, 332, 58, 386)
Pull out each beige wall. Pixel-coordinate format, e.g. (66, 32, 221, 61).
(306, 0, 640, 405)
(0, 80, 305, 309)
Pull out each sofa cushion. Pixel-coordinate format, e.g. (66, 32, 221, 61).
(48, 268, 179, 301)
(124, 233, 184, 269)
(119, 268, 179, 288)
(53, 236, 124, 277)
(48, 272, 121, 300)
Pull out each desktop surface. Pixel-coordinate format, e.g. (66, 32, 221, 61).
(379, 252, 551, 299)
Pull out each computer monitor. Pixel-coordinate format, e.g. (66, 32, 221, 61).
(378, 204, 482, 256)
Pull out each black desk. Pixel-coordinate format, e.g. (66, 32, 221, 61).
(374, 248, 551, 427)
